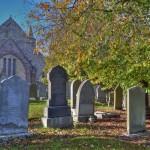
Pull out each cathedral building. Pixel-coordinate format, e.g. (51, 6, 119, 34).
(0, 17, 45, 83)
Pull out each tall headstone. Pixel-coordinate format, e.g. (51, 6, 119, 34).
(96, 85, 107, 103)
(29, 84, 37, 100)
(114, 85, 123, 110)
(127, 86, 146, 135)
(41, 65, 73, 128)
(0, 76, 30, 135)
(70, 80, 81, 109)
(74, 80, 95, 122)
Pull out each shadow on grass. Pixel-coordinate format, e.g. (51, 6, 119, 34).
(0, 134, 148, 150)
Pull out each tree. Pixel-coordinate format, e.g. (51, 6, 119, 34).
(28, 0, 150, 90)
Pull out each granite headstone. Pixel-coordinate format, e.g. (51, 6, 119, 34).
(96, 85, 107, 103)
(127, 86, 146, 135)
(74, 80, 95, 122)
(29, 84, 37, 100)
(0, 76, 30, 135)
(41, 65, 73, 128)
(114, 85, 123, 110)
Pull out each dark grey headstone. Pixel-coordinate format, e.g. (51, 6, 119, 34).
(74, 80, 95, 122)
(0, 76, 29, 135)
(66, 82, 71, 99)
(29, 84, 37, 100)
(70, 80, 81, 109)
(96, 85, 107, 103)
(41, 65, 73, 128)
(114, 85, 123, 110)
(127, 86, 146, 135)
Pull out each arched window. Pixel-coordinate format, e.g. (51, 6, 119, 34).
(13, 59, 16, 75)
(8, 58, 11, 76)
(3, 58, 6, 74)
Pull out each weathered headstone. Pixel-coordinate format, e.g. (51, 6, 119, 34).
(70, 80, 81, 109)
(0, 76, 30, 135)
(73, 80, 95, 122)
(37, 82, 47, 99)
(127, 86, 146, 135)
(29, 84, 37, 100)
(108, 92, 114, 107)
(96, 85, 107, 103)
(41, 65, 73, 128)
(114, 85, 123, 110)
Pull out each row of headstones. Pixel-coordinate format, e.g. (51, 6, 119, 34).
(0, 65, 147, 137)
(29, 83, 48, 100)
(41, 65, 147, 135)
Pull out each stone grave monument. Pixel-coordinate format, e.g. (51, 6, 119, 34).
(73, 80, 95, 122)
(127, 86, 146, 135)
(0, 76, 31, 139)
(41, 65, 73, 128)
(29, 84, 37, 100)
(96, 85, 107, 103)
(70, 80, 81, 113)
(114, 85, 123, 110)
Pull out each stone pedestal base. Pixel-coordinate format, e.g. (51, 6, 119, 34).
(0, 132, 33, 142)
(41, 116, 73, 128)
(73, 115, 89, 122)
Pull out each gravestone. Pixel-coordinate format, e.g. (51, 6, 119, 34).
(70, 80, 81, 109)
(41, 65, 73, 128)
(0, 76, 30, 135)
(108, 92, 114, 107)
(114, 85, 123, 110)
(96, 85, 107, 103)
(122, 94, 127, 110)
(73, 80, 95, 122)
(127, 86, 146, 135)
(29, 84, 37, 100)
(37, 82, 47, 99)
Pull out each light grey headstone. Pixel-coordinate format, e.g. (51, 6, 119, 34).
(74, 80, 95, 122)
(127, 86, 146, 135)
(70, 80, 81, 109)
(41, 65, 73, 128)
(114, 85, 123, 110)
(96, 85, 107, 103)
(0, 76, 29, 135)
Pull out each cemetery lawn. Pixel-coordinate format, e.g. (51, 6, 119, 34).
(0, 101, 150, 150)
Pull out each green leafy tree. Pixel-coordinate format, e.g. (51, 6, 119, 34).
(28, 0, 150, 90)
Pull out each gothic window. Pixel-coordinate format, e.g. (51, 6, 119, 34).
(8, 58, 11, 76)
(13, 59, 16, 75)
(3, 58, 6, 74)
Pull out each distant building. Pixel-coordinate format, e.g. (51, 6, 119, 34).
(0, 17, 45, 83)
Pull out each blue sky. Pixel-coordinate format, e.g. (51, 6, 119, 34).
(0, 0, 40, 32)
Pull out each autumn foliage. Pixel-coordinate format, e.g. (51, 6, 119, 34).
(28, 0, 150, 90)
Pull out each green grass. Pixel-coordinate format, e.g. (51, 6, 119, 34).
(0, 100, 150, 150)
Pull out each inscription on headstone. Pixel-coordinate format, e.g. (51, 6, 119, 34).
(0, 76, 29, 135)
